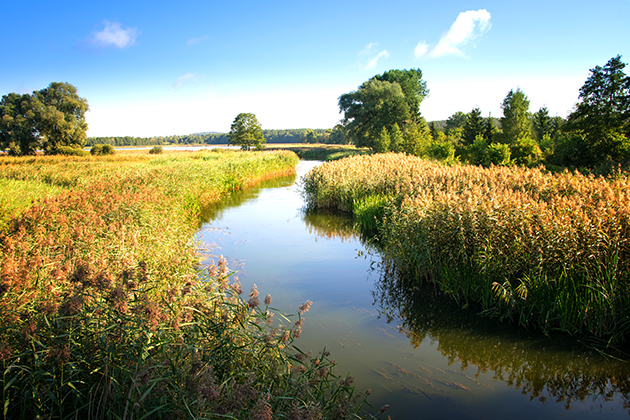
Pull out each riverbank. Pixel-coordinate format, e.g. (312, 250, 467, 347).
(302, 153, 630, 345)
(0, 150, 373, 418)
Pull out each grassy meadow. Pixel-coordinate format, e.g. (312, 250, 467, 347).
(302, 153, 630, 344)
(0, 150, 374, 419)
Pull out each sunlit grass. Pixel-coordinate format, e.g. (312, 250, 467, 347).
(0, 150, 376, 419)
(302, 153, 630, 343)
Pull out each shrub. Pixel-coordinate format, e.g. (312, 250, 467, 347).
(149, 145, 163, 154)
(90, 144, 115, 156)
(56, 146, 88, 156)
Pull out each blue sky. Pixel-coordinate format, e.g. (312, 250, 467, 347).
(2, 1, 629, 137)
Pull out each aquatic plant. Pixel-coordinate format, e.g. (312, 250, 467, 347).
(302, 153, 630, 343)
(0, 150, 376, 418)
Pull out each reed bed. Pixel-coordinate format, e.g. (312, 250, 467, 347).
(302, 153, 630, 343)
(0, 150, 374, 419)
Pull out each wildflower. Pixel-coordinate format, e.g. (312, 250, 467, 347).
(264, 294, 272, 306)
(248, 284, 260, 308)
(298, 300, 312, 314)
(379, 404, 390, 414)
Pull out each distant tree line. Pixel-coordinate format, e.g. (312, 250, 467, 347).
(85, 128, 345, 147)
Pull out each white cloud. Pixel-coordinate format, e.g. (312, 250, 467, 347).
(358, 43, 390, 70)
(415, 9, 491, 59)
(90, 20, 139, 49)
(172, 73, 199, 89)
(186, 35, 209, 47)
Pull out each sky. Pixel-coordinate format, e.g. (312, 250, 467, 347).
(2, 0, 629, 137)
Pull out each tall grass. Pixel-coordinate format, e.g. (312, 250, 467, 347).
(0, 150, 376, 419)
(302, 153, 630, 344)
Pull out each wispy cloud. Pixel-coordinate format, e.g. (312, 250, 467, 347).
(172, 73, 199, 89)
(89, 20, 139, 49)
(358, 43, 390, 70)
(186, 35, 209, 48)
(415, 9, 491, 59)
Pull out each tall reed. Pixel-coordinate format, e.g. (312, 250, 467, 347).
(1, 150, 376, 419)
(302, 153, 630, 343)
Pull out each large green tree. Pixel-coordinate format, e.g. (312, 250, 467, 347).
(35, 82, 89, 154)
(564, 55, 630, 164)
(338, 68, 427, 150)
(339, 79, 411, 149)
(0, 82, 89, 156)
(227, 113, 265, 151)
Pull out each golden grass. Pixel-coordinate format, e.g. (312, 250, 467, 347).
(303, 153, 630, 342)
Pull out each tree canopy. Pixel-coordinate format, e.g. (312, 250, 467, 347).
(0, 82, 89, 156)
(565, 55, 630, 164)
(338, 68, 427, 150)
(227, 113, 265, 151)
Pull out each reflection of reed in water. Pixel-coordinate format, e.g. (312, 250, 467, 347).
(199, 174, 297, 224)
(301, 208, 357, 242)
(373, 260, 630, 412)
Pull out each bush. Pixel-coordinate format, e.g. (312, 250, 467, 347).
(90, 144, 115, 156)
(56, 146, 88, 156)
(149, 145, 163, 154)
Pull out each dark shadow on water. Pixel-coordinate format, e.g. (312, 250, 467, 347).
(372, 260, 630, 412)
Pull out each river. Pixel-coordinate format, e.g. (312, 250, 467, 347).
(196, 160, 630, 419)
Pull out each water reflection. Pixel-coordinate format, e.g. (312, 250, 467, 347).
(372, 261, 630, 413)
(199, 173, 297, 224)
(301, 208, 356, 242)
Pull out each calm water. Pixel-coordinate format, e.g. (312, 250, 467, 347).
(196, 160, 630, 419)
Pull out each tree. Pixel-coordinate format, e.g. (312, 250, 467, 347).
(371, 68, 428, 122)
(0, 93, 40, 155)
(373, 126, 390, 153)
(35, 82, 89, 153)
(338, 79, 411, 149)
(565, 55, 630, 164)
(444, 111, 467, 136)
(0, 82, 89, 156)
(500, 88, 533, 146)
(301, 129, 317, 144)
(389, 123, 404, 153)
(463, 107, 485, 146)
(532, 107, 552, 141)
(338, 68, 427, 150)
(227, 113, 265, 151)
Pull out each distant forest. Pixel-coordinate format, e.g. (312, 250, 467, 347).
(86, 128, 333, 147)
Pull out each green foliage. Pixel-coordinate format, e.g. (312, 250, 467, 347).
(371, 68, 428, 121)
(564, 55, 630, 166)
(339, 69, 427, 150)
(444, 111, 467, 136)
(0, 83, 89, 156)
(227, 113, 266, 151)
(57, 146, 88, 156)
(463, 108, 485, 146)
(500, 88, 533, 146)
(149, 145, 163, 154)
(90, 144, 115, 156)
(511, 137, 542, 166)
(301, 129, 318, 144)
(373, 126, 391, 153)
(389, 123, 404, 153)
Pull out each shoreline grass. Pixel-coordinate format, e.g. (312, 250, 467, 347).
(302, 153, 630, 345)
(0, 150, 376, 419)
